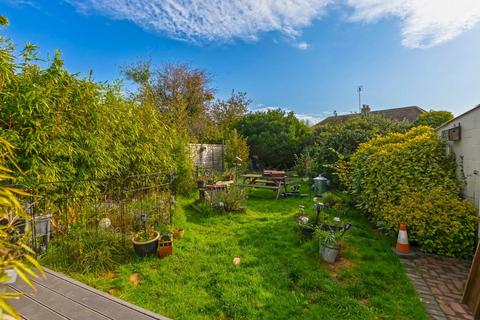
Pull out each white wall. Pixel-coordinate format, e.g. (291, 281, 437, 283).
(437, 107, 480, 210)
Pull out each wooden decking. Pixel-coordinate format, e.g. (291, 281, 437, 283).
(7, 268, 170, 320)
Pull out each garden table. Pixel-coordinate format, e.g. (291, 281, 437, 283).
(240, 172, 288, 199)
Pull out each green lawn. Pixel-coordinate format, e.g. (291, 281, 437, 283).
(56, 189, 428, 320)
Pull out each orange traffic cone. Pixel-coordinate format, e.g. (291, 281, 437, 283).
(396, 223, 410, 254)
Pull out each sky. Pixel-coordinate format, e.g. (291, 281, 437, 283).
(1, 0, 480, 124)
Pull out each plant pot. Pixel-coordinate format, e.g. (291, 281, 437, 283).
(319, 244, 340, 263)
(158, 233, 173, 257)
(173, 228, 184, 239)
(132, 231, 160, 257)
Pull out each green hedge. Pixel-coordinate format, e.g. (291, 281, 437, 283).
(349, 126, 478, 257)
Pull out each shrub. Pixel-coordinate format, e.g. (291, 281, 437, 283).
(224, 129, 249, 170)
(413, 110, 453, 128)
(348, 126, 477, 257)
(213, 186, 247, 213)
(41, 228, 131, 274)
(350, 126, 458, 220)
(311, 114, 410, 184)
(383, 189, 478, 258)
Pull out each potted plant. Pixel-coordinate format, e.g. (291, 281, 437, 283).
(158, 232, 173, 257)
(315, 219, 352, 263)
(132, 213, 159, 257)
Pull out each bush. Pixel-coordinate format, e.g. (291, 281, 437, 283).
(350, 126, 458, 219)
(413, 110, 453, 128)
(224, 129, 249, 170)
(383, 189, 478, 258)
(311, 114, 410, 185)
(348, 126, 476, 257)
(41, 228, 131, 274)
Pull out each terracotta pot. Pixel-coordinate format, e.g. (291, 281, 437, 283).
(158, 233, 173, 257)
(174, 228, 185, 239)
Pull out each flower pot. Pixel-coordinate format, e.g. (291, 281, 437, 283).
(132, 231, 160, 257)
(173, 228, 184, 239)
(158, 233, 173, 257)
(319, 244, 340, 263)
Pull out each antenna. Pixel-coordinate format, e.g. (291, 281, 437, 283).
(357, 85, 363, 113)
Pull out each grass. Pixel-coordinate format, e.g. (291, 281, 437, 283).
(45, 188, 428, 320)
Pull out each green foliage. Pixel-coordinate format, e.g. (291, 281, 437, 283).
(214, 185, 246, 213)
(292, 150, 315, 178)
(0, 136, 42, 320)
(235, 109, 310, 169)
(349, 126, 473, 256)
(413, 110, 453, 128)
(224, 129, 249, 169)
(383, 189, 479, 258)
(41, 228, 131, 274)
(209, 91, 250, 142)
(0, 37, 192, 194)
(311, 114, 410, 183)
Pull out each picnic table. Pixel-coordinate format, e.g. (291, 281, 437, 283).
(240, 171, 288, 199)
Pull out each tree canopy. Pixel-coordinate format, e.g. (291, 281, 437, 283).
(235, 109, 310, 169)
(413, 110, 453, 128)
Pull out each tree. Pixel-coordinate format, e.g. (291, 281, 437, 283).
(413, 110, 453, 128)
(311, 114, 410, 183)
(235, 109, 310, 169)
(124, 62, 215, 142)
(209, 91, 250, 142)
(224, 129, 249, 169)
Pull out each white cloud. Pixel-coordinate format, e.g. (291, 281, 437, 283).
(294, 41, 310, 50)
(347, 0, 480, 48)
(66, 0, 480, 48)
(66, 0, 330, 42)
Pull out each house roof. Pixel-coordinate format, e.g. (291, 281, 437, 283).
(436, 104, 480, 130)
(314, 106, 426, 127)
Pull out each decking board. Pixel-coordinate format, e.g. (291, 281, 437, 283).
(8, 268, 170, 320)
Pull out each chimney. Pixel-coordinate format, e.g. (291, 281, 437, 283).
(361, 104, 371, 115)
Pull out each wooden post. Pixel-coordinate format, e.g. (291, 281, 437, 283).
(463, 243, 480, 318)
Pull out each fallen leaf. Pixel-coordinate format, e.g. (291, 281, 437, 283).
(129, 273, 140, 286)
(108, 288, 119, 295)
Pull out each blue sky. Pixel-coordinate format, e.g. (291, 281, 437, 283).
(2, 0, 480, 124)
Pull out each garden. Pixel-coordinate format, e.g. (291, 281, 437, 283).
(0, 15, 478, 320)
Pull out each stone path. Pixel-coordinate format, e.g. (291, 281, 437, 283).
(401, 254, 473, 320)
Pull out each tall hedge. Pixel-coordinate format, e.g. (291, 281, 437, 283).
(349, 126, 478, 257)
(0, 41, 193, 193)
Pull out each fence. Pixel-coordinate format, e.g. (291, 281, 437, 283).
(189, 143, 225, 173)
(24, 172, 176, 252)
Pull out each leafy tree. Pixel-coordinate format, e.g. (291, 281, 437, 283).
(209, 91, 250, 142)
(311, 114, 410, 183)
(235, 109, 310, 169)
(413, 110, 453, 128)
(224, 129, 249, 169)
(124, 62, 215, 142)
